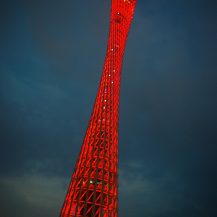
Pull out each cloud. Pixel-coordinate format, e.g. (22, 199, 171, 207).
(0, 174, 67, 217)
(118, 162, 186, 217)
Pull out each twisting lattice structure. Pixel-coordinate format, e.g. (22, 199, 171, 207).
(60, 0, 136, 216)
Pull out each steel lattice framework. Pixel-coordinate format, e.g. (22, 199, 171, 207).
(60, 0, 136, 216)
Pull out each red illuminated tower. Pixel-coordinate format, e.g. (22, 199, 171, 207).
(60, 0, 136, 216)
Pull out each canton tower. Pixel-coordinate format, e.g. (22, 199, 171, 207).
(60, 0, 136, 216)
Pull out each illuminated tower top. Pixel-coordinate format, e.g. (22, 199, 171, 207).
(60, 0, 136, 216)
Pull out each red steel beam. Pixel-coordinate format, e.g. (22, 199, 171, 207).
(60, 1, 136, 216)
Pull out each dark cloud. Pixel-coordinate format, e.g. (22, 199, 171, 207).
(0, 175, 66, 217)
(0, 0, 217, 216)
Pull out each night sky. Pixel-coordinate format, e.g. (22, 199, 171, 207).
(1, 0, 217, 216)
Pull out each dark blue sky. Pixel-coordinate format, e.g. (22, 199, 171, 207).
(0, 0, 217, 216)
